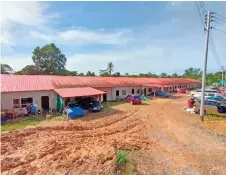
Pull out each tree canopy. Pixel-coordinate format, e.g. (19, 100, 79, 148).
(86, 71, 96, 76)
(1, 64, 14, 74)
(32, 43, 67, 74)
(16, 65, 40, 75)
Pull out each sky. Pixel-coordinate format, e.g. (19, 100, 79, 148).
(1, 1, 226, 75)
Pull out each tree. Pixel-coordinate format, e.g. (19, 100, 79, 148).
(99, 62, 114, 76)
(1, 64, 14, 74)
(183, 67, 201, 79)
(99, 71, 110, 77)
(15, 65, 40, 75)
(55, 70, 78, 76)
(32, 43, 67, 74)
(78, 73, 85, 76)
(160, 72, 167, 78)
(125, 73, 130, 77)
(112, 72, 121, 77)
(86, 71, 96, 76)
(107, 62, 114, 75)
(171, 73, 179, 78)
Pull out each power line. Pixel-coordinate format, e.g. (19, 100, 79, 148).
(195, 2, 205, 28)
(212, 27, 226, 34)
(214, 20, 226, 27)
(194, 2, 224, 68)
(209, 32, 222, 67)
(199, 1, 207, 16)
(215, 12, 226, 20)
(215, 17, 226, 24)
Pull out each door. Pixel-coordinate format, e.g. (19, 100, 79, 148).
(41, 96, 49, 110)
(103, 94, 107, 102)
(144, 88, 147, 96)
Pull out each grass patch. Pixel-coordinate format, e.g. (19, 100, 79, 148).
(205, 114, 226, 121)
(103, 101, 125, 108)
(116, 150, 128, 165)
(1, 113, 61, 132)
(1, 117, 44, 132)
(115, 150, 137, 175)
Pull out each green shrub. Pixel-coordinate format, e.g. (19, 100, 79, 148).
(116, 150, 128, 165)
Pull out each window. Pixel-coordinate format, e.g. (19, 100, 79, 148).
(122, 90, 126, 96)
(132, 89, 134, 94)
(13, 99, 20, 108)
(21, 97, 33, 108)
(137, 89, 140, 93)
(116, 90, 119, 96)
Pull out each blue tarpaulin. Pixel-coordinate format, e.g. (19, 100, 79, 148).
(216, 80, 226, 87)
(66, 107, 84, 119)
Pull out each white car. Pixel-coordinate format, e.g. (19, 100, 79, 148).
(192, 89, 218, 98)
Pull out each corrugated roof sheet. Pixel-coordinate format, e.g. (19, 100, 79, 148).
(54, 87, 105, 98)
(0, 74, 201, 92)
(1, 74, 54, 92)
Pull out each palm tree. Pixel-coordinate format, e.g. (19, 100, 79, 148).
(106, 62, 114, 75)
(99, 62, 114, 76)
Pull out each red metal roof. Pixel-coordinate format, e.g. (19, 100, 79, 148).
(95, 87, 112, 92)
(1, 74, 54, 92)
(1, 74, 201, 92)
(54, 87, 105, 98)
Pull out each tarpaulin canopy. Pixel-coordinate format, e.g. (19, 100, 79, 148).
(54, 87, 105, 98)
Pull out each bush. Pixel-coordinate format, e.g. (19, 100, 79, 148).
(116, 150, 128, 165)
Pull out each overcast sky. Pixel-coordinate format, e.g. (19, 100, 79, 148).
(1, 1, 226, 75)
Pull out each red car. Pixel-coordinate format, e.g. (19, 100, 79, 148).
(177, 88, 187, 93)
(126, 95, 142, 105)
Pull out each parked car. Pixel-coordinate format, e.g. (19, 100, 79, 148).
(177, 88, 187, 93)
(87, 101, 104, 112)
(126, 95, 142, 105)
(192, 89, 218, 98)
(78, 98, 103, 112)
(155, 90, 170, 98)
(194, 99, 226, 115)
(207, 96, 226, 104)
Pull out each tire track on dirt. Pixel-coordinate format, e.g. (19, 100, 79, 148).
(1, 107, 154, 175)
(146, 99, 202, 175)
(153, 99, 226, 175)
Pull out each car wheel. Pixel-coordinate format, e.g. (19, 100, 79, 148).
(89, 108, 92, 112)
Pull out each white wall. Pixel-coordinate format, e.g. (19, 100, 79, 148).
(106, 90, 113, 101)
(1, 91, 57, 111)
(111, 86, 141, 101)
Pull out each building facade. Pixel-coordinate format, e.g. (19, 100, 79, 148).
(1, 74, 201, 111)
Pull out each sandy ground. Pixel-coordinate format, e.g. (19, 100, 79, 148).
(1, 95, 226, 175)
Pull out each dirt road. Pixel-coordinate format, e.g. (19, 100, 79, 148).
(1, 95, 226, 175)
(132, 96, 226, 175)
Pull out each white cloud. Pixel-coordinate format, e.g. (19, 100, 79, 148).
(0, 1, 55, 46)
(57, 28, 132, 45)
(26, 28, 133, 46)
(1, 1, 226, 74)
(29, 31, 52, 42)
(1, 56, 33, 71)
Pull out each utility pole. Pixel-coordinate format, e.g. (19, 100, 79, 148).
(222, 66, 225, 93)
(200, 11, 211, 122)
